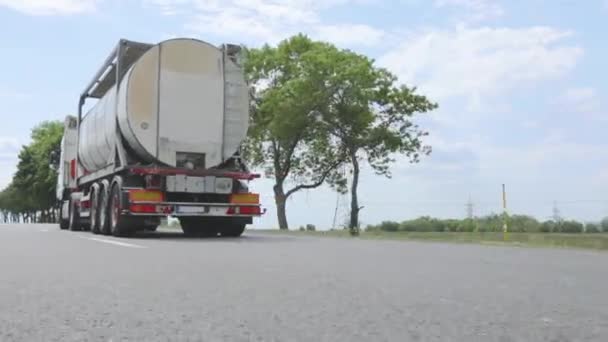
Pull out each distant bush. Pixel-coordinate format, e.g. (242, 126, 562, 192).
(379, 221, 400, 232)
(540, 221, 556, 233)
(444, 219, 460, 232)
(558, 220, 584, 234)
(509, 215, 541, 233)
(585, 223, 601, 233)
(458, 219, 475, 232)
(364, 216, 587, 234)
(364, 224, 378, 232)
(476, 214, 503, 232)
(299, 226, 305, 231)
(305, 224, 316, 231)
(601, 217, 608, 232)
(403, 216, 448, 232)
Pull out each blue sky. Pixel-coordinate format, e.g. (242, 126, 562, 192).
(0, 0, 607, 228)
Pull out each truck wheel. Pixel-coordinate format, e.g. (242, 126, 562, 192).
(144, 225, 158, 232)
(90, 186, 101, 234)
(59, 219, 69, 230)
(179, 217, 218, 237)
(219, 222, 246, 237)
(59, 203, 69, 230)
(68, 199, 81, 231)
(98, 181, 111, 235)
(109, 182, 134, 237)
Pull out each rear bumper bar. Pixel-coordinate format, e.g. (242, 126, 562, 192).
(122, 201, 266, 217)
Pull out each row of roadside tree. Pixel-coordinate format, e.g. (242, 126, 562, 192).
(0, 121, 63, 223)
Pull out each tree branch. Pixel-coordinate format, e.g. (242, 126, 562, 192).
(285, 159, 343, 198)
(281, 130, 305, 179)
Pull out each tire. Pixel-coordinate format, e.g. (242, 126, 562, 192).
(59, 219, 69, 230)
(99, 181, 111, 236)
(219, 222, 246, 237)
(109, 181, 134, 237)
(179, 217, 218, 237)
(90, 185, 101, 234)
(144, 225, 158, 232)
(59, 203, 69, 230)
(68, 199, 81, 231)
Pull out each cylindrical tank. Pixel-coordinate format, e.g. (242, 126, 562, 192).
(78, 38, 249, 172)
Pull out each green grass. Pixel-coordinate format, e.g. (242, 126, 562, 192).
(259, 229, 608, 251)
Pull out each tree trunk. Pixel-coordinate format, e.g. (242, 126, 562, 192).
(274, 183, 289, 230)
(349, 152, 360, 236)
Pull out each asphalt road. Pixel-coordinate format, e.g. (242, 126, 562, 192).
(1, 224, 607, 342)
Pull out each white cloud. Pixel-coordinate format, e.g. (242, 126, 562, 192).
(434, 0, 504, 23)
(0, 88, 30, 100)
(378, 26, 583, 106)
(0, 0, 97, 15)
(313, 24, 385, 47)
(0, 137, 19, 155)
(562, 87, 601, 114)
(148, 0, 382, 46)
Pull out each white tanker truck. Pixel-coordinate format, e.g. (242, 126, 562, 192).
(55, 38, 264, 237)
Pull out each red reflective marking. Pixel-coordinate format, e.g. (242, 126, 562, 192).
(227, 206, 261, 215)
(70, 159, 76, 179)
(128, 167, 260, 180)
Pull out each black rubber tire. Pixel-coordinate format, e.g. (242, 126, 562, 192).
(219, 222, 246, 237)
(109, 182, 134, 237)
(90, 186, 101, 234)
(99, 184, 111, 236)
(179, 217, 218, 237)
(59, 219, 69, 230)
(144, 225, 158, 232)
(59, 203, 69, 230)
(68, 199, 81, 231)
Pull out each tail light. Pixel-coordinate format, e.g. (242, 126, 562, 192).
(228, 193, 261, 215)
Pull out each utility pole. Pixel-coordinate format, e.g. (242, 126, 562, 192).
(552, 200, 561, 223)
(466, 196, 474, 220)
(502, 184, 508, 239)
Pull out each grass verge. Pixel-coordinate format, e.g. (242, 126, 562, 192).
(258, 229, 608, 251)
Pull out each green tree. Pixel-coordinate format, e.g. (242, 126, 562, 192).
(585, 222, 601, 233)
(308, 43, 437, 235)
(601, 217, 608, 232)
(558, 220, 584, 234)
(540, 220, 556, 233)
(509, 215, 541, 233)
(0, 120, 63, 223)
(243, 35, 347, 229)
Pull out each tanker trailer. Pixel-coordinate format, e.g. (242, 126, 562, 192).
(55, 38, 264, 237)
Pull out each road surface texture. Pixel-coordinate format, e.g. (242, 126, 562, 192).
(1, 224, 607, 342)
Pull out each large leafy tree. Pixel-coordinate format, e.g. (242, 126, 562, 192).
(244, 35, 347, 229)
(304, 42, 437, 234)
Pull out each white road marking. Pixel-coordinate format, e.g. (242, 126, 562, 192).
(82, 236, 147, 249)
